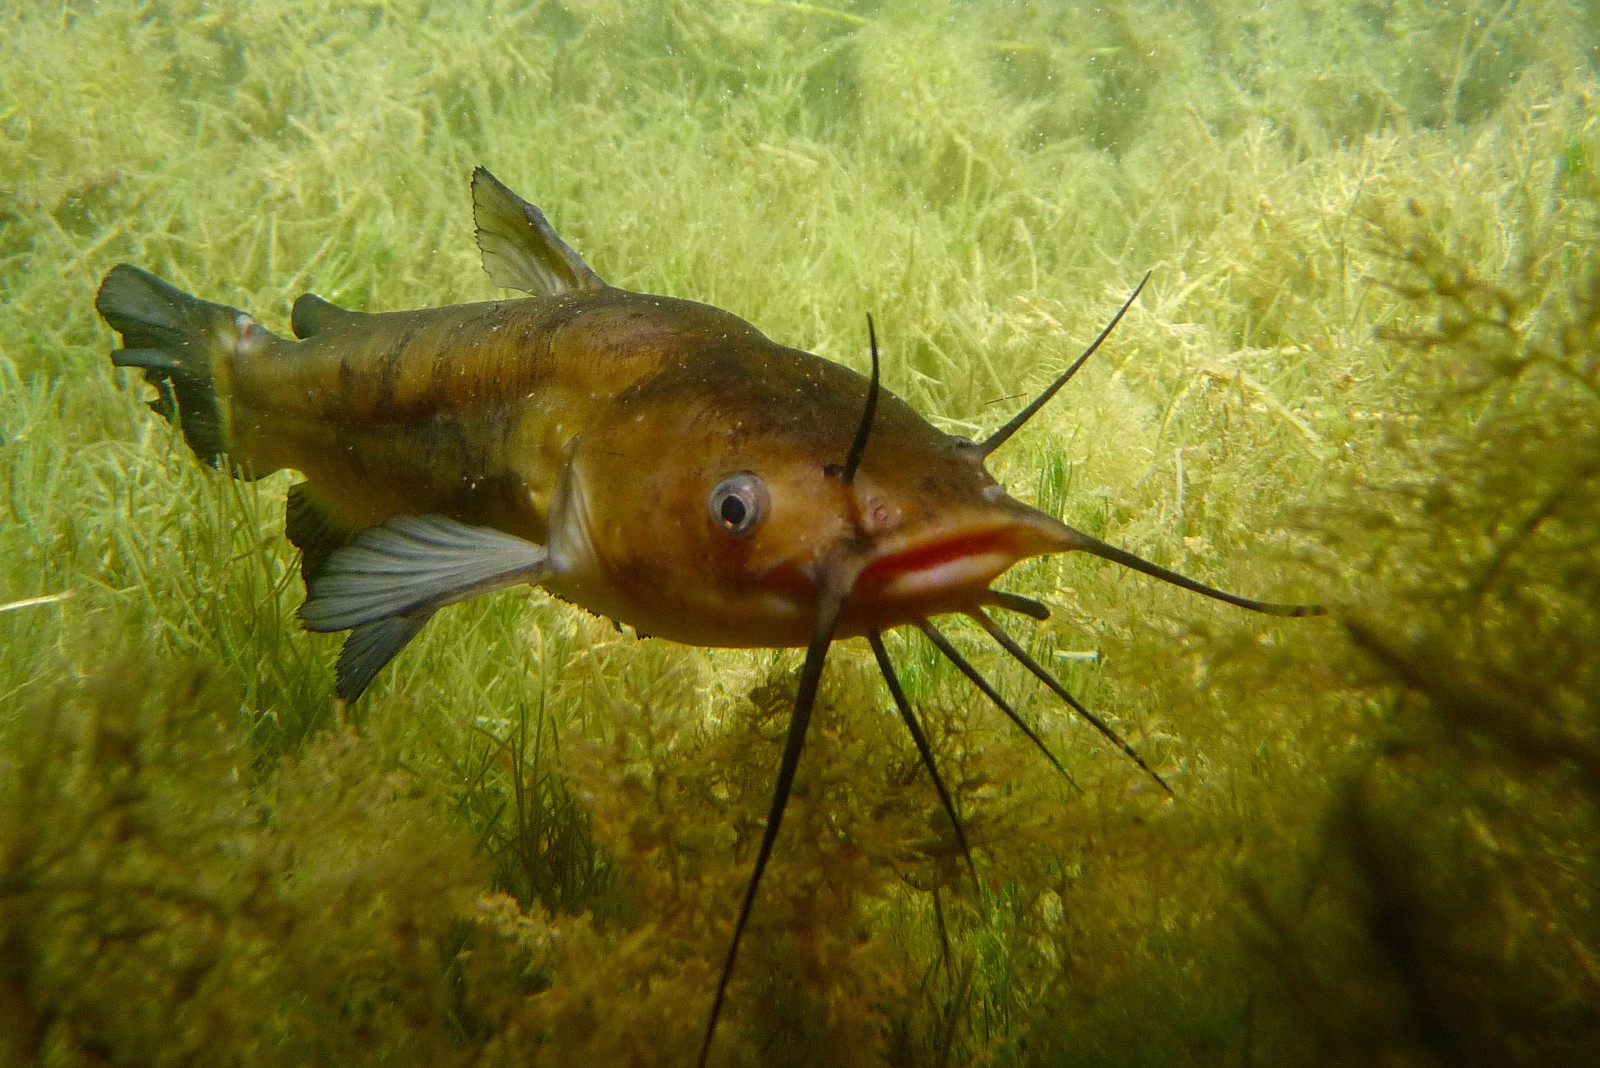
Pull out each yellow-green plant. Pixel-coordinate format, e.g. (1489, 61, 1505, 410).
(3, 0, 1598, 1064)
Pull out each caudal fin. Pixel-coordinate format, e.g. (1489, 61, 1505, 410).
(96, 264, 246, 471)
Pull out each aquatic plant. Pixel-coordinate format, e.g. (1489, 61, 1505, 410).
(2, 0, 1598, 1064)
(0, 654, 486, 1064)
(1240, 173, 1600, 1067)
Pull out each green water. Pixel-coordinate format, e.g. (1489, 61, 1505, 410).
(2, 2, 1597, 1064)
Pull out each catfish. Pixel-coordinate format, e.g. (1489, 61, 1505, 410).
(96, 168, 1319, 1063)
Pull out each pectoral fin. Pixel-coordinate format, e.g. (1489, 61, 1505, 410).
(299, 515, 553, 699)
(336, 608, 437, 702)
(302, 514, 551, 630)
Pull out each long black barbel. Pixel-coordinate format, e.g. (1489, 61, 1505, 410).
(977, 271, 1151, 458)
(1062, 524, 1325, 617)
(987, 589, 1052, 621)
(971, 608, 1173, 796)
(840, 313, 882, 485)
(869, 631, 981, 891)
(697, 575, 850, 1068)
(973, 271, 1322, 618)
(918, 620, 1079, 791)
(697, 310, 885, 1064)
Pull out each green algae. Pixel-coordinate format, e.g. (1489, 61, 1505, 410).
(2, 0, 1598, 1064)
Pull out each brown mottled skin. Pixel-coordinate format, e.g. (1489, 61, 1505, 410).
(222, 285, 1071, 648)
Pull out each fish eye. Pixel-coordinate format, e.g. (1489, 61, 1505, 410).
(708, 471, 767, 537)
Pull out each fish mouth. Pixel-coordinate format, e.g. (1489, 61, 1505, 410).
(857, 527, 1022, 602)
(844, 511, 1067, 627)
(750, 501, 1073, 641)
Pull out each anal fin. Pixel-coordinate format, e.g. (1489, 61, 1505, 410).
(286, 482, 354, 594)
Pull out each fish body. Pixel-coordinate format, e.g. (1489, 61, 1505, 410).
(96, 168, 1319, 1065)
(99, 170, 1067, 664)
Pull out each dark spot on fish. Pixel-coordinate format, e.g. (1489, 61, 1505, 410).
(377, 318, 428, 411)
(336, 353, 357, 411)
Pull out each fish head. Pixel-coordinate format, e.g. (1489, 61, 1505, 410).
(556, 340, 1075, 647)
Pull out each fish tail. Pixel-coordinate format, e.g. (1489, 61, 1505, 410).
(96, 264, 261, 473)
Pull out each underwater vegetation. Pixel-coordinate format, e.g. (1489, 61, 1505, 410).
(2, 0, 1599, 1064)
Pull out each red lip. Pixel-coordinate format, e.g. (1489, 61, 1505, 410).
(753, 515, 1060, 635)
(856, 527, 1016, 594)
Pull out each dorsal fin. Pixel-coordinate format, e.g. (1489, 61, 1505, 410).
(471, 167, 607, 296)
(290, 292, 361, 340)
